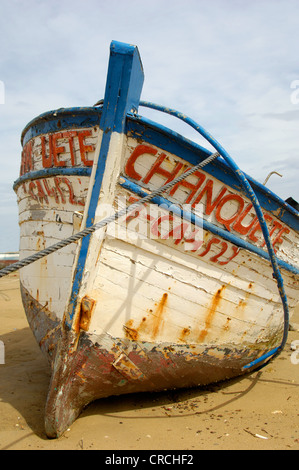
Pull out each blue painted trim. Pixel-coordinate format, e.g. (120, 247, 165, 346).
(20, 108, 298, 230)
(242, 347, 280, 370)
(65, 41, 144, 328)
(119, 177, 299, 276)
(13, 167, 92, 190)
(135, 101, 290, 370)
(21, 107, 101, 147)
(126, 114, 299, 231)
(18, 42, 295, 370)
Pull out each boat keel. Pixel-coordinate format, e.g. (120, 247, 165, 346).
(44, 325, 253, 438)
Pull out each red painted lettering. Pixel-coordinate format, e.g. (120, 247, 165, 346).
(198, 237, 220, 257)
(123, 144, 289, 253)
(183, 229, 204, 252)
(35, 180, 48, 203)
(125, 145, 158, 181)
(59, 177, 76, 205)
(77, 130, 94, 166)
(215, 194, 245, 231)
(42, 131, 78, 168)
(63, 131, 77, 166)
(151, 214, 173, 238)
(51, 133, 67, 167)
(20, 141, 33, 176)
(261, 220, 283, 247)
(171, 222, 190, 243)
(192, 179, 227, 215)
(248, 213, 273, 243)
(28, 181, 37, 200)
(28, 179, 48, 203)
(233, 203, 258, 235)
(143, 153, 183, 185)
(210, 241, 228, 263)
(272, 226, 290, 250)
(126, 196, 147, 223)
(43, 178, 60, 204)
(169, 169, 206, 203)
(54, 177, 66, 204)
(218, 246, 240, 265)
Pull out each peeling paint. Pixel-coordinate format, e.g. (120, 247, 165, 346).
(152, 292, 168, 339)
(78, 295, 95, 331)
(14, 41, 298, 441)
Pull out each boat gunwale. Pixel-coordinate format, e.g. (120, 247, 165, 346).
(19, 106, 299, 229)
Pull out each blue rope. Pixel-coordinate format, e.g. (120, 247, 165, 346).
(139, 101, 290, 371)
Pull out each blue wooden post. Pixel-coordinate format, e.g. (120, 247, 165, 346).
(66, 41, 144, 328)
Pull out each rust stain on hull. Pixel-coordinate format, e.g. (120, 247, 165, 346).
(124, 292, 169, 342)
(44, 326, 260, 439)
(20, 281, 281, 440)
(73, 295, 96, 333)
(123, 319, 139, 341)
(152, 292, 168, 339)
(179, 327, 191, 342)
(199, 285, 226, 342)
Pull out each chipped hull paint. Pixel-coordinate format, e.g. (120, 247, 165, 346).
(14, 41, 299, 438)
(44, 328, 258, 439)
(20, 284, 61, 363)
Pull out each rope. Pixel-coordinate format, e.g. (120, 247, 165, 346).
(2, 99, 291, 372)
(0, 152, 219, 278)
(138, 101, 290, 371)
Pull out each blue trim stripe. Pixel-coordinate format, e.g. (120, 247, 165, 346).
(65, 41, 144, 328)
(119, 176, 299, 276)
(13, 167, 92, 189)
(126, 115, 299, 232)
(19, 108, 298, 231)
(18, 40, 297, 372)
(135, 102, 291, 367)
(123, 98, 293, 372)
(242, 346, 280, 370)
(21, 107, 101, 147)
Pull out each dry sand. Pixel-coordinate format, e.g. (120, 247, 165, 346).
(0, 272, 298, 451)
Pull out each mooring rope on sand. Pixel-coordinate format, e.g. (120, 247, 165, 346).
(0, 152, 219, 278)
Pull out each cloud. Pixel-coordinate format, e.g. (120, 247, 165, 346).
(261, 110, 299, 121)
(0, 0, 299, 252)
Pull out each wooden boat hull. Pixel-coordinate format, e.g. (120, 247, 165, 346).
(13, 41, 299, 437)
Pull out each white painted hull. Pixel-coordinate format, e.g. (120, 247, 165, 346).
(13, 41, 299, 437)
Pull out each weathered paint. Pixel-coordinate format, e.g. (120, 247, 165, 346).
(126, 115, 299, 230)
(14, 41, 299, 439)
(43, 326, 263, 438)
(65, 41, 144, 329)
(123, 143, 296, 257)
(118, 177, 298, 276)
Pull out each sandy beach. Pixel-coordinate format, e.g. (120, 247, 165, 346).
(0, 272, 298, 451)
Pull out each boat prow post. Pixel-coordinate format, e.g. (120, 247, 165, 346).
(44, 40, 144, 438)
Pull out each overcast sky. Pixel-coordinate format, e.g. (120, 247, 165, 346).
(0, 0, 298, 253)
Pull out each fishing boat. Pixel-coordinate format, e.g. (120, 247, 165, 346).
(10, 41, 299, 438)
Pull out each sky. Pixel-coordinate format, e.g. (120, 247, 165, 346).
(0, 0, 298, 253)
